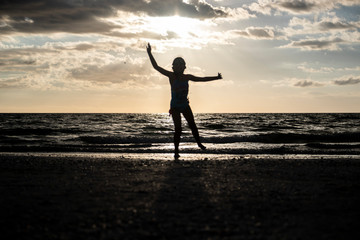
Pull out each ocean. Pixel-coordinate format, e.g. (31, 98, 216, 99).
(1, 113, 359, 159)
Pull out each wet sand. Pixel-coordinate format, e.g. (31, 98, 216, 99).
(1, 154, 359, 239)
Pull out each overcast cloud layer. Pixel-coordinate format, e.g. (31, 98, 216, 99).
(0, 0, 231, 35)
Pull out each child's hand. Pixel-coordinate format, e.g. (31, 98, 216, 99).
(218, 73, 222, 79)
(146, 43, 152, 54)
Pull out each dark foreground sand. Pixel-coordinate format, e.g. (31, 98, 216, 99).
(1, 154, 359, 240)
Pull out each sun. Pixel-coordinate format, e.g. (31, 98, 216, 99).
(146, 15, 203, 38)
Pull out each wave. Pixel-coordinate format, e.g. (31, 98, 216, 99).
(206, 132, 360, 144)
(2, 128, 89, 136)
(79, 136, 172, 144)
(1, 143, 359, 155)
(242, 132, 360, 143)
(204, 123, 226, 129)
(306, 143, 360, 149)
(3, 130, 359, 145)
(1, 114, 359, 157)
(78, 132, 360, 144)
(142, 126, 172, 132)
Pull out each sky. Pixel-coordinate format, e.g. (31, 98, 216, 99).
(0, 0, 359, 113)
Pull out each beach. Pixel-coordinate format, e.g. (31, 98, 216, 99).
(1, 153, 359, 239)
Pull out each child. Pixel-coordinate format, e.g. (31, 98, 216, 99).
(146, 43, 222, 159)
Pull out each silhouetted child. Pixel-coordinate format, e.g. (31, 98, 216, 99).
(146, 43, 222, 159)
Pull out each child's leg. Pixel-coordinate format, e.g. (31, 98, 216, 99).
(183, 106, 206, 150)
(171, 109, 182, 158)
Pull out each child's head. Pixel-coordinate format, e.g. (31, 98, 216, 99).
(172, 57, 186, 74)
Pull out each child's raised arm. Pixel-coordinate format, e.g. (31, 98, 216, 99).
(146, 43, 171, 77)
(187, 73, 222, 82)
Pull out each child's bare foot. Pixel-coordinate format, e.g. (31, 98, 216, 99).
(198, 143, 206, 150)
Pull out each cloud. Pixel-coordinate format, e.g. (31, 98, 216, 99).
(0, 0, 236, 36)
(318, 21, 356, 31)
(334, 77, 360, 86)
(230, 27, 284, 40)
(342, 66, 360, 72)
(105, 29, 180, 40)
(247, 0, 360, 15)
(265, 75, 360, 89)
(0, 77, 27, 89)
(70, 61, 152, 85)
(285, 15, 359, 36)
(246, 0, 321, 15)
(247, 2, 272, 15)
(0, 0, 254, 50)
(294, 79, 324, 87)
(278, 0, 317, 14)
(282, 37, 344, 50)
(0, 58, 36, 67)
(73, 43, 95, 51)
(297, 64, 334, 73)
(0, 40, 159, 90)
(281, 13, 360, 51)
(138, 0, 228, 19)
(0, 1, 116, 34)
(297, 63, 360, 73)
(262, 77, 326, 88)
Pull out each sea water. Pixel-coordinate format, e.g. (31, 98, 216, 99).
(0, 113, 359, 157)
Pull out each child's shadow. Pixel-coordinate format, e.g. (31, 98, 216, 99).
(151, 161, 214, 238)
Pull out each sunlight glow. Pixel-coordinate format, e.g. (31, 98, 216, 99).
(146, 16, 205, 38)
(104, 11, 217, 49)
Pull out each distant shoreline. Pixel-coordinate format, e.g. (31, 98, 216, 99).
(1, 152, 359, 161)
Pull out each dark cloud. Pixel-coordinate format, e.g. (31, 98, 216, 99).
(318, 21, 355, 31)
(287, 38, 344, 50)
(0, 59, 36, 66)
(0, 0, 227, 35)
(294, 79, 322, 87)
(247, 28, 272, 38)
(334, 77, 360, 86)
(247, 0, 318, 15)
(278, 0, 316, 13)
(73, 43, 95, 51)
(0, 0, 116, 34)
(248, 0, 360, 16)
(293, 40, 331, 48)
(231, 27, 283, 39)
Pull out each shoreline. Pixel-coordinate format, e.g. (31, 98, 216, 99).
(1, 154, 359, 239)
(1, 151, 360, 161)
